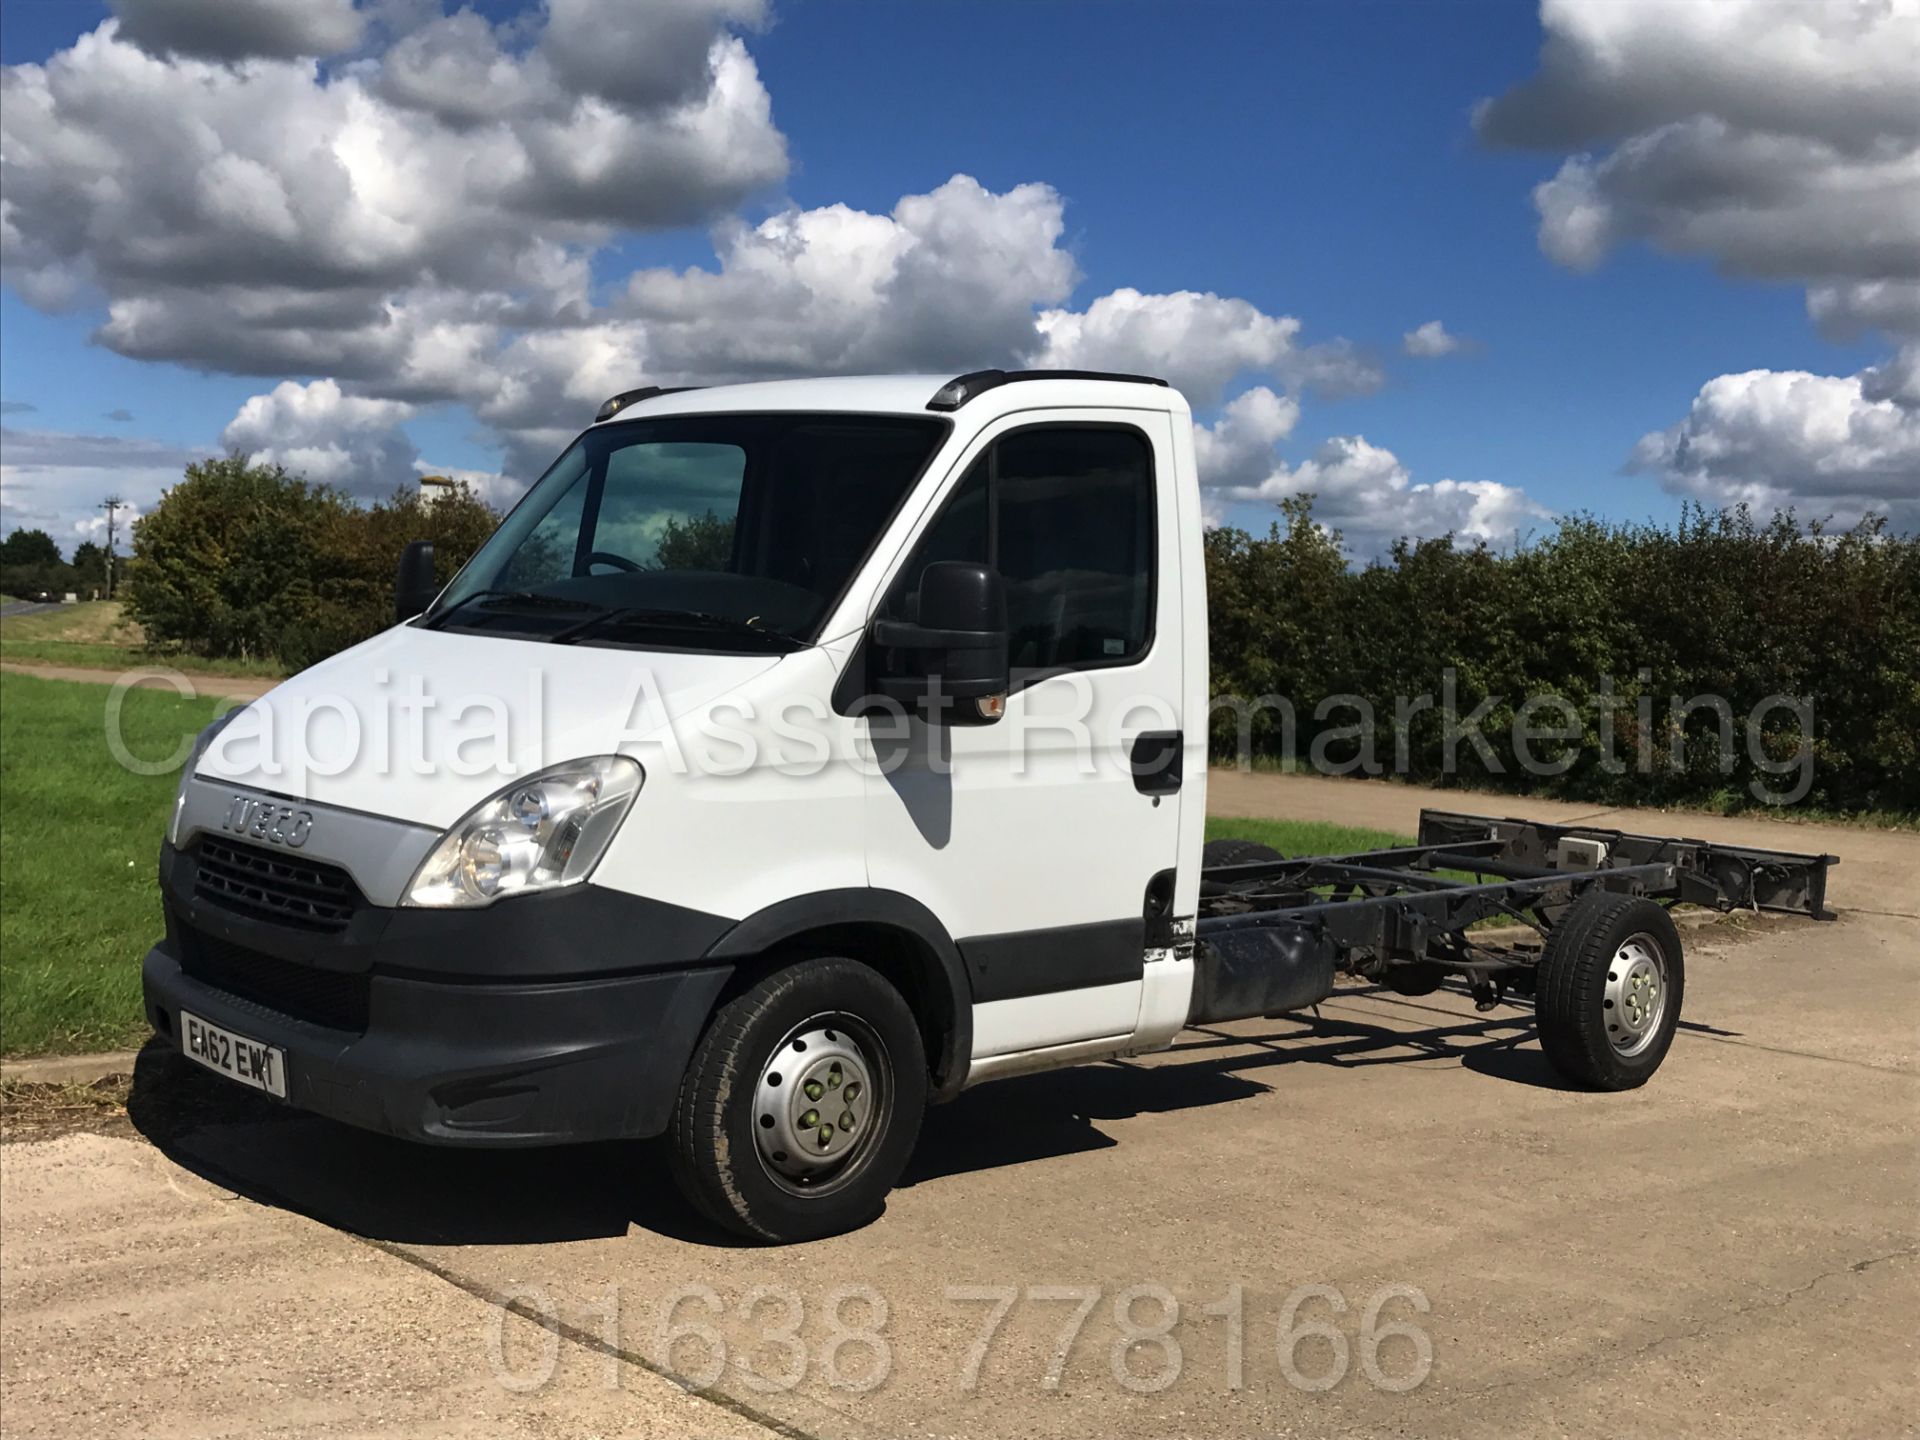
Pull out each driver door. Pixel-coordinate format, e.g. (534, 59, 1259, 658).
(863, 412, 1186, 1059)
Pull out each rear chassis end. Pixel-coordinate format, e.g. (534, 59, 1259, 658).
(1190, 808, 1836, 1026)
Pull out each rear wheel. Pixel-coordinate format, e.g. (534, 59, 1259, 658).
(668, 957, 927, 1243)
(1536, 892, 1684, 1090)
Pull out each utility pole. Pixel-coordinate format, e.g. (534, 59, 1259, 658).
(100, 496, 124, 600)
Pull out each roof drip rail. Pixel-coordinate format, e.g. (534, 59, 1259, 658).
(925, 369, 1170, 412)
(595, 385, 703, 423)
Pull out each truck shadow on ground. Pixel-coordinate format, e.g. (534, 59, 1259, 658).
(127, 988, 1742, 1249)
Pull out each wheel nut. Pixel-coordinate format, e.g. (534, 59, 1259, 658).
(805, 1079, 824, 1101)
(816, 1125, 833, 1147)
(840, 1110, 855, 1130)
(800, 1109, 819, 1128)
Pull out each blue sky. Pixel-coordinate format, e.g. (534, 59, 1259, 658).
(2, 0, 1913, 553)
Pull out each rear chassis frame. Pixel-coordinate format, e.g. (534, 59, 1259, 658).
(1185, 809, 1837, 1023)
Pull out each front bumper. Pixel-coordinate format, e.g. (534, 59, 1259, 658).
(143, 842, 735, 1146)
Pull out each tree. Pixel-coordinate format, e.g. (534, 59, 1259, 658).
(272, 481, 501, 671)
(127, 456, 502, 671)
(0, 528, 61, 568)
(125, 454, 349, 661)
(70, 541, 108, 592)
(653, 509, 736, 571)
(0, 527, 72, 598)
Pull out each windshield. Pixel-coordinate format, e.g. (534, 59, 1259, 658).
(428, 413, 947, 650)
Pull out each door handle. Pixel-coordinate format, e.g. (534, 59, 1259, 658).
(1129, 730, 1183, 797)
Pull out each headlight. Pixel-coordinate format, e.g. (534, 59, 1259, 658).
(403, 756, 643, 909)
(168, 709, 241, 847)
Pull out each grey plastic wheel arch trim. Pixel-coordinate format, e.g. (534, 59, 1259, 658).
(704, 888, 974, 1101)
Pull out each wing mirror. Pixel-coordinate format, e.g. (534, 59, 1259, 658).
(870, 561, 1010, 725)
(396, 540, 438, 622)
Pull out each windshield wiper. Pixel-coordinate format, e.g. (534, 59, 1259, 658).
(422, 590, 606, 630)
(551, 607, 805, 652)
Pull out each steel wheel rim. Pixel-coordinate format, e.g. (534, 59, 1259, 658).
(1603, 933, 1668, 1057)
(752, 1013, 888, 1198)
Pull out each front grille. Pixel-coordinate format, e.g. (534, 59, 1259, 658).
(179, 928, 371, 1033)
(194, 836, 360, 931)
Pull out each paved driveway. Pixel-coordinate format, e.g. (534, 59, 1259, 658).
(4, 776, 1914, 1438)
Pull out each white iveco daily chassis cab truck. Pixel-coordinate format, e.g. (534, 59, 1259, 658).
(146, 370, 1836, 1242)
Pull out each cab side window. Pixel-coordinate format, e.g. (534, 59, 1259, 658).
(889, 426, 1155, 674)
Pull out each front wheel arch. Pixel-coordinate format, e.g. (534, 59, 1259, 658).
(704, 891, 973, 1100)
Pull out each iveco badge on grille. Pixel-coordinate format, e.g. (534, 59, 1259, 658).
(222, 794, 313, 849)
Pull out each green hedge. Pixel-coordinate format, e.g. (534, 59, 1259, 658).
(125, 456, 499, 672)
(122, 460, 1918, 816)
(1205, 498, 1920, 815)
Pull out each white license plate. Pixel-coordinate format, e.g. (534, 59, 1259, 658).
(179, 1011, 288, 1099)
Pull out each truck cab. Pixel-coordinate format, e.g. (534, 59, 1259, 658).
(146, 370, 1213, 1241)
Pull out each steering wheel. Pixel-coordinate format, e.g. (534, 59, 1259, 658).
(584, 551, 642, 574)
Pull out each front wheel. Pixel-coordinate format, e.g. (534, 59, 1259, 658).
(668, 957, 928, 1242)
(1535, 892, 1685, 1090)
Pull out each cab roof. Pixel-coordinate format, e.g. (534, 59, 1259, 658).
(588, 371, 1191, 428)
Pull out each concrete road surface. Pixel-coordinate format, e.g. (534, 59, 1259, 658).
(4, 773, 1915, 1439)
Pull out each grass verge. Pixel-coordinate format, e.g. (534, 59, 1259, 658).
(1204, 815, 1411, 856)
(1, 674, 226, 1057)
(0, 601, 285, 679)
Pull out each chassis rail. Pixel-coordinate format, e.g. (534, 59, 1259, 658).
(1185, 809, 1837, 1025)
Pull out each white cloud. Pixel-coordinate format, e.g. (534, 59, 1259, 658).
(72, 500, 144, 545)
(1033, 288, 1382, 406)
(222, 379, 418, 497)
(1402, 320, 1465, 358)
(1630, 359, 1920, 529)
(1807, 280, 1920, 344)
(1476, 0, 1920, 155)
(470, 321, 652, 476)
(371, 9, 537, 129)
(3, 19, 1410, 537)
(414, 460, 524, 512)
(540, 0, 767, 114)
(621, 175, 1077, 382)
(0, 12, 787, 372)
(509, 37, 788, 229)
(1482, 0, 1920, 531)
(1525, 120, 1920, 283)
(1195, 419, 1552, 555)
(110, 0, 365, 61)
(617, 183, 1367, 409)
(0, 425, 202, 542)
(1478, 0, 1920, 321)
(1193, 387, 1301, 499)
(1863, 345, 1920, 409)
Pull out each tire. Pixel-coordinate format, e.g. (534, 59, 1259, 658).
(668, 957, 928, 1243)
(1535, 892, 1684, 1090)
(1203, 838, 1285, 868)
